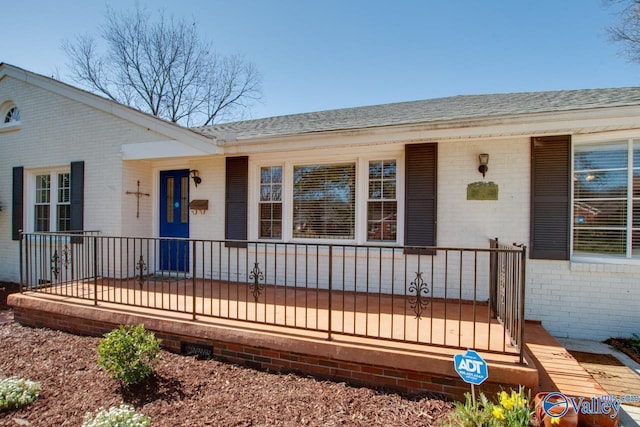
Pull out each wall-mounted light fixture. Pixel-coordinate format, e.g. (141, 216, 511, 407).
(478, 153, 489, 178)
(190, 170, 202, 187)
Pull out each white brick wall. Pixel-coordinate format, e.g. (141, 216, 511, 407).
(526, 260, 640, 340)
(0, 75, 167, 281)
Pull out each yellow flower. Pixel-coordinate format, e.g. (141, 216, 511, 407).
(502, 396, 515, 410)
(492, 407, 506, 420)
(549, 416, 561, 425)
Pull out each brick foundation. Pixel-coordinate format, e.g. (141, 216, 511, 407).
(9, 294, 537, 401)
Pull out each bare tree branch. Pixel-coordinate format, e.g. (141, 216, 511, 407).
(605, 0, 640, 63)
(62, 6, 261, 126)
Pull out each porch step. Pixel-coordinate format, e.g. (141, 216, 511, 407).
(524, 322, 606, 398)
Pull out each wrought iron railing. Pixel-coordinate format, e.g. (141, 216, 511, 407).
(489, 238, 527, 363)
(19, 232, 526, 360)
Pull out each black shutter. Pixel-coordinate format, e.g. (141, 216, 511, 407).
(405, 143, 437, 253)
(225, 156, 248, 248)
(70, 161, 85, 243)
(12, 167, 24, 241)
(530, 135, 570, 260)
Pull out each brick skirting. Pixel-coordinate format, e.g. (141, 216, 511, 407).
(9, 294, 537, 402)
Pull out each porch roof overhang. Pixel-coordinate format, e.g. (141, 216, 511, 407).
(121, 139, 220, 160)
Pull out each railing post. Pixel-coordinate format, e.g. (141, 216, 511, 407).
(518, 245, 527, 364)
(93, 235, 98, 306)
(327, 245, 332, 341)
(18, 230, 24, 292)
(192, 240, 197, 320)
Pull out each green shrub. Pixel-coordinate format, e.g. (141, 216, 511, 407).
(82, 404, 150, 427)
(97, 324, 161, 385)
(628, 333, 640, 354)
(446, 385, 533, 426)
(0, 377, 41, 411)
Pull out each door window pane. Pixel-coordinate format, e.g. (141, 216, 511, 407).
(166, 177, 174, 223)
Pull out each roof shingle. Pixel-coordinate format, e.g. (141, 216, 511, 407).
(195, 87, 640, 140)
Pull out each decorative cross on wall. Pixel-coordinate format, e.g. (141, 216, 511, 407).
(126, 180, 150, 218)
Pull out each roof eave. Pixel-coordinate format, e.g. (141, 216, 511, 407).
(0, 63, 221, 155)
(218, 105, 640, 155)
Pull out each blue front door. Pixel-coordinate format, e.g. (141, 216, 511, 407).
(159, 169, 190, 272)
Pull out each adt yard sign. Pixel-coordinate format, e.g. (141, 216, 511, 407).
(454, 349, 488, 385)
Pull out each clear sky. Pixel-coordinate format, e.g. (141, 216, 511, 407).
(2, 0, 639, 121)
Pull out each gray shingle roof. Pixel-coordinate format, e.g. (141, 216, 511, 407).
(195, 87, 640, 140)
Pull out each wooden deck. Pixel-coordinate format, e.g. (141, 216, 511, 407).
(25, 277, 519, 355)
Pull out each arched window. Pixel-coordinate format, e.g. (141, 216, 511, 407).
(4, 105, 20, 124)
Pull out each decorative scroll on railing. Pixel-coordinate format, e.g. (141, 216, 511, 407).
(19, 232, 525, 360)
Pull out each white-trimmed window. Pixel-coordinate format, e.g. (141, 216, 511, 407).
(293, 163, 356, 239)
(254, 153, 403, 244)
(33, 171, 71, 232)
(1, 103, 21, 130)
(259, 166, 282, 239)
(4, 106, 20, 124)
(573, 139, 640, 259)
(367, 160, 397, 242)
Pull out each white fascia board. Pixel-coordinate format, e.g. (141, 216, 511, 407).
(1, 64, 220, 155)
(121, 140, 214, 160)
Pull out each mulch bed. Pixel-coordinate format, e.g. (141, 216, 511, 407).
(0, 317, 453, 426)
(604, 337, 640, 365)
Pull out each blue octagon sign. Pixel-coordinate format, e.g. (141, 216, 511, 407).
(454, 349, 488, 385)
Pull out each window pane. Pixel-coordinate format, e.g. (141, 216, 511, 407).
(36, 175, 50, 203)
(574, 143, 627, 170)
(166, 177, 174, 223)
(259, 203, 282, 239)
(574, 141, 636, 258)
(574, 171, 627, 199)
(57, 205, 71, 231)
(574, 229, 626, 256)
(383, 181, 396, 199)
(259, 166, 283, 239)
(260, 167, 282, 201)
(260, 184, 271, 201)
(367, 201, 397, 241)
(633, 230, 640, 257)
(34, 205, 49, 232)
(272, 185, 282, 201)
(260, 167, 271, 184)
(293, 163, 355, 239)
(369, 161, 382, 179)
(573, 200, 626, 227)
(384, 161, 396, 179)
(369, 181, 381, 199)
(368, 160, 397, 241)
(634, 200, 640, 228)
(58, 173, 70, 203)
